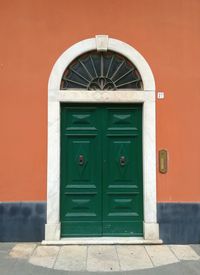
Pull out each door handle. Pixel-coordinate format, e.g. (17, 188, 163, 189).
(79, 155, 84, 166)
(120, 156, 126, 166)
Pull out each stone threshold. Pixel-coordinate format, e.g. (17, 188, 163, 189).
(42, 237, 163, 245)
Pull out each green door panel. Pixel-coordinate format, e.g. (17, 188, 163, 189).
(102, 106, 143, 236)
(60, 104, 143, 237)
(60, 107, 102, 236)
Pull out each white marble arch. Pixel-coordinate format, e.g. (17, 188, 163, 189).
(45, 35, 160, 243)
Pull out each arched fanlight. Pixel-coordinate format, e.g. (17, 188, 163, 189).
(61, 51, 143, 90)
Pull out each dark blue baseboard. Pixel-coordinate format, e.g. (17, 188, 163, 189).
(0, 202, 46, 242)
(157, 203, 200, 244)
(0, 202, 199, 243)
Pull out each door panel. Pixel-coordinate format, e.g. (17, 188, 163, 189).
(60, 104, 143, 237)
(104, 137, 137, 186)
(60, 107, 102, 236)
(102, 107, 143, 236)
(63, 108, 98, 130)
(107, 107, 139, 130)
(65, 137, 98, 186)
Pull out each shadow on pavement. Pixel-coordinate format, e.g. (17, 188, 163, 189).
(0, 253, 200, 275)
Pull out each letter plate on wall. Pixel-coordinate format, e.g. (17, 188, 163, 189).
(159, 149, 168, 174)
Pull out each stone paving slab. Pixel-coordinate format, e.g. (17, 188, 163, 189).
(0, 243, 15, 259)
(7, 243, 200, 272)
(29, 245, 60, 268)
(9, 243, 36, 259)
(87, 245, 120, 272)
(191, 245, 200, 256)
(0, 243, 15, 252)
(145, 245, 179, 266)
(54, 245, 87, 271)
(169, 245, 200, 261)
(117, 245, 153, 270)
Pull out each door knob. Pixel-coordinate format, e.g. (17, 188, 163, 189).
(79, 155, 84, 166)
(120, 156, 126, 166)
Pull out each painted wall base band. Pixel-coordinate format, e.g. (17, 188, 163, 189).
(158, 203, 200, 244)
(0, 202, 200, 243)
(0, 202, 46, 242)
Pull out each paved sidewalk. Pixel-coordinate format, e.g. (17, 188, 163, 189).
(0, 243, 200, 274)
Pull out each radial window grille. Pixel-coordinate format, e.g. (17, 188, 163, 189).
(61, 51, 143, 90)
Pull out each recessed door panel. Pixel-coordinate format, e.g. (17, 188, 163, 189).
(60, 104, 143, 237)
(104, 137, 137, 186)
(107, 108, 138, 130)
(62, 107, 98, 130)
(65, 137, 98, 185)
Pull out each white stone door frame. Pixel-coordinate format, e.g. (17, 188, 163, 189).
(45, 35, 160, 243)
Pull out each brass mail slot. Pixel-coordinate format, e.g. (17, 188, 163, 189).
(159, 149, 168, 173)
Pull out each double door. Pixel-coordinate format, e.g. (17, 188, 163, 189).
(60, 104, 143, 237)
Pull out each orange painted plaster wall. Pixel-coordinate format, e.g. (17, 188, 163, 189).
(0, 0, 200, 202)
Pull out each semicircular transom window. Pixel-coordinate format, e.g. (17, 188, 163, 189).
(61, 51, 143, 90)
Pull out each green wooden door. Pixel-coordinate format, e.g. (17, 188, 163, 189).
(60, 104, 143, 237)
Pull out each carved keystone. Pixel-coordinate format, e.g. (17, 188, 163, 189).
(95, 35, 109, 51)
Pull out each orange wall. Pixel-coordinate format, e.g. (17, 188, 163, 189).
(0, 0, 200, 202)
